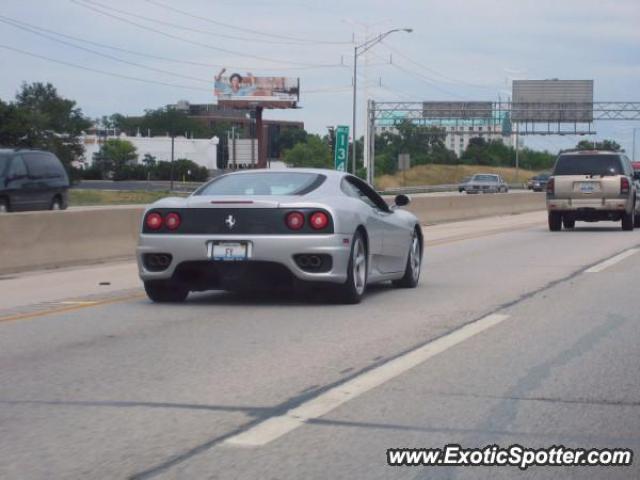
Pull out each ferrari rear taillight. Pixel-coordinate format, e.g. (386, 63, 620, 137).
(309, 211, 329, 230)
(165, 212, 181, 230)
(621, 177, 630, 195)
(285, 211, 305, 230)
(145, 212, 163, 230)
(546, 178, 555, 194)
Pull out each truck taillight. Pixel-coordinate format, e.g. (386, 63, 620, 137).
(621, 177, 630, 195)
(546, 178, 554, 194)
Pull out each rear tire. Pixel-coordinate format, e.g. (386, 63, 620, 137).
(50, 196, 62, 210)
(333, 231, 367, 304)
(144, 280, 189, 303)
(548, 212, 562, 231)
(562, 217, 575, 229)
(393, 229, 422, 288)
(634, 213, 640, 228)
(622, 209, 634, 231)
(0, 198, 8, 213)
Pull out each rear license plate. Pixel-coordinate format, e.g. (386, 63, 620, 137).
(579, 182, 597, 193)
(209, 241, 249, 261)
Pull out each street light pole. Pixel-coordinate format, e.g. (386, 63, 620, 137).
(351, 28, 412, 177)
(352, 44, 358, 175)
(633, 127, 638, 161)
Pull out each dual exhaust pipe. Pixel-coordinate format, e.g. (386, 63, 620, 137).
(296, 255, 323, 269)
(144, 253, 172, 271)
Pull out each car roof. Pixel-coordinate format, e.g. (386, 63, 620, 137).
(560, 150, 621, 156)
(222, 168, 347, 178)
(0, 148, 50, 154)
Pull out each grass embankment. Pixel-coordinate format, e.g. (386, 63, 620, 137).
(376, 164, 539, 190)
(69, 189, 187, 206)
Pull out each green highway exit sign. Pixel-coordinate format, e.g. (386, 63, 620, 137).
(334, 125, 349, 172)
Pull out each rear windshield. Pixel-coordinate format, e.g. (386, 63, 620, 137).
(554, 155, 623, 176)
(195, 172, 325, 196)
(472, 175, 497, 182)
(0, 155, 8, 176)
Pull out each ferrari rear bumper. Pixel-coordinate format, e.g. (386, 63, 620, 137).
(137, 233, 353, 287)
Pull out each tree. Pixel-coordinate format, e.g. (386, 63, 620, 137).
(283, 135, 332, 168)
(93, 139, 137, 179)
(459, 137, 556, 170)
(0, 82, 91, 180)
(142, 153, 157, 169)
(152, 159, 209, 182)
(274, 127, 308, 156)
(574, 139, 622, 152)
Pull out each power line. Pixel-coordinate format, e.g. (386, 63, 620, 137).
(380, 42, 502, 91)
(70, 0, 337, 67)
(0, 44, 212, 92)
(143, 0, 352, 45)
(78, 0, 344, 47)
(0, 43, 355, 98)
(367, 50, 469, 100)
(0, 15, 346, 72)
(0, 17, 212, 84)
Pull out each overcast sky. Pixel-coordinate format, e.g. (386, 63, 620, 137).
(1, 0, 639, 155)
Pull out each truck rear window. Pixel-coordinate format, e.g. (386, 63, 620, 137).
(553, 155, 623, 176)
(0, 155, 8, 176)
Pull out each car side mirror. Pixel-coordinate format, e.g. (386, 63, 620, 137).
(394, 194, 410, 207)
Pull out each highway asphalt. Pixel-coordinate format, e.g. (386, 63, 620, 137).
(0, 211, 638, 479)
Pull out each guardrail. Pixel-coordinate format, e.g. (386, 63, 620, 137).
(0, 192, 546, 275)
(380, 183, 527, 195)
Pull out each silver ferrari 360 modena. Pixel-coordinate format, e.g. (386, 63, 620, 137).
(137, 169, 423, 304)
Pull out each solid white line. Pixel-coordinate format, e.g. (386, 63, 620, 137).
(224, 313, 510, 447)
(584, 248, 639, 273)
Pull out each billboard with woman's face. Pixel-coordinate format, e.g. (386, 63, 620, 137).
(214, 68, 299, 107)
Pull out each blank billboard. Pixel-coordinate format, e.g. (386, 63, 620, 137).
(422, 101, 493, 119)
(512, 80, 593, 122)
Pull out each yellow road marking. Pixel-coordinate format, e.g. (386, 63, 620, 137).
(58, 301, 99, 305)
(0, 292, 146, 324)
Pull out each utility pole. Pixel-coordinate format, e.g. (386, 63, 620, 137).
(351, 45, 358, 175)
(515, 122, 519, 184)
(351, 28, 412, 176)
(170, 134, 175, 191)
(633, 127, 638, 161)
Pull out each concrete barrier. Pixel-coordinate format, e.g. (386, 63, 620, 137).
(0, 207, 144, 274)
(0, 193, 546, 274)
(405, 192, 546, 224)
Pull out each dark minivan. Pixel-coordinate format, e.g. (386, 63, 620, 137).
(0, 149, 70, 212)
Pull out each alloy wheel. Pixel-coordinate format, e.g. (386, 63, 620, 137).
(352, 237, 367, 295)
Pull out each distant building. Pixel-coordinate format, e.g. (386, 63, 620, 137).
(170, 100, 304, 160)
(443, 124, 512, 157)
(80, 132, 219, 172)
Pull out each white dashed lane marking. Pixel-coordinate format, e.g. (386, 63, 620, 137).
(584, 248, 639, 273)
(224, 313, 510, 447)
